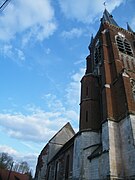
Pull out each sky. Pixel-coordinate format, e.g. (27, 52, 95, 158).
(0, 0, 135, 176)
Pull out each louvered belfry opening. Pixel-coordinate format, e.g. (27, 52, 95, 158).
(116, 35, 133, 56)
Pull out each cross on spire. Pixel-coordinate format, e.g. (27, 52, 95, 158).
(103, 1, 107, 8)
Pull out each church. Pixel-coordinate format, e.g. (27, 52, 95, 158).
(34, 9, 135, 180)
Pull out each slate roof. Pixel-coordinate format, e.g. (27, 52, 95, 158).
(101, 9, 119, 27)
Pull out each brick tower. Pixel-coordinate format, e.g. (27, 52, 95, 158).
(80, 9, 135, 131)
(78, 9, 135, 179)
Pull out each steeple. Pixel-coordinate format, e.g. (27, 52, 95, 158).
(101, 9, 119, 26)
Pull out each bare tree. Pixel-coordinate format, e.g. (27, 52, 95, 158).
(0, 152, 13, 170)
(12, 162, 20, 172)
(17, 161, 30, 174)
(0, 152, 32, 175)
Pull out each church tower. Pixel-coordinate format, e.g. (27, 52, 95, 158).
(77, 9, 135, 179)
(80, 9, 135, 131)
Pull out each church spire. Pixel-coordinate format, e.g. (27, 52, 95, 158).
(101, 9, 119, 27)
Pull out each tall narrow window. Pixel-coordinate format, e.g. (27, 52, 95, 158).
(65, 155, 70, 180)
(86, 110, 88, 122)
(86, 86, 89, 97)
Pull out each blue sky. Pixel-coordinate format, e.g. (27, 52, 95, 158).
(0, 0, 135, 175)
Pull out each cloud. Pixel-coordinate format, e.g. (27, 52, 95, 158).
(16, 49, 25, 61)
(65, 68, 85, 111)
(0, 102, 77, 143)
(0, 0, 57, 62)
(42, 94, 65, 112)
(0, 109, 65, 143)
(0, 145, 19, 156)
(1, 44, 25, 63)
(0, 67, 84, 143)
(45, 48, 51, 55)
(0, 0, 57, 42)
(2, 44, 13, 57)
(58, 0, 125, 23)
(61, 28, 83, 39)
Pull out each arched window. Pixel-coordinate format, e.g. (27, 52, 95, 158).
(116, 35, 133, 56)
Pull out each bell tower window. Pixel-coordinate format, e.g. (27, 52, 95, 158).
(94, 40, 101, 64)
(116, 35, 133, 56)
(93, 39, 102, 75)
(124, 39, 133, 56)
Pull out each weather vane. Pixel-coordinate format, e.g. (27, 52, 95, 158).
(103, 1, 107, 8)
